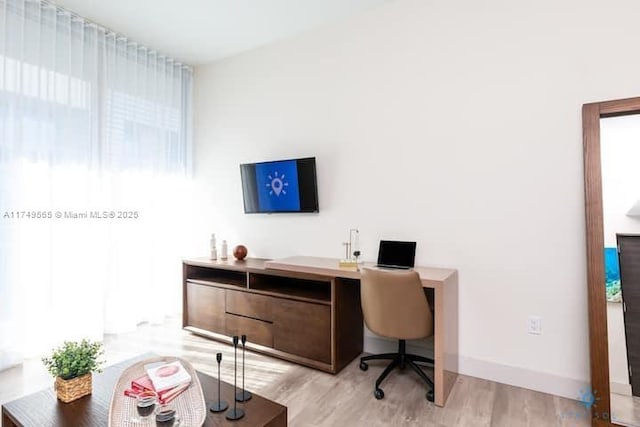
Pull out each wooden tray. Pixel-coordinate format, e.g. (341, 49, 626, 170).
(108, 356, 206, 427)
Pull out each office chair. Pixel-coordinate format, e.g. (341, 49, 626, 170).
(359, 267, 435, 401)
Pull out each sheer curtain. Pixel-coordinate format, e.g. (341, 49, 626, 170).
(0, 0, 193, 370)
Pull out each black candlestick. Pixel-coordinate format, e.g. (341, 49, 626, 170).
(236, 334, 252, 402)
(226, 335, 245, 420)
(209, 352, 228, 413)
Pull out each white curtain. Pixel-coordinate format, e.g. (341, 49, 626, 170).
(0, 0, 193, 370)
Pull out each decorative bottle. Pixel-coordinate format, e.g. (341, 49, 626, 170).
(210, 234, 218, 260)
(221, 240, 228, 260)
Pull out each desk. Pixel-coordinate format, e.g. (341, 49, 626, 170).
(182, 256, 458, 407)
(265, 256, 458, 407)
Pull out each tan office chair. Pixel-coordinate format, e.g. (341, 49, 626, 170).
(359, 267, 435, 401)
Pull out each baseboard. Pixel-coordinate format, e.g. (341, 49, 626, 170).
(458, 355, 589, 400)
(363, 336, 588, 400)
(0, 350, 22, 372)
(611, 381, 632, 396)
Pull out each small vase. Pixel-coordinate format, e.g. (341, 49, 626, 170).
(210, 233, 217, 260)
(55, 373, 92, 403)
(221, 240, 228, 260)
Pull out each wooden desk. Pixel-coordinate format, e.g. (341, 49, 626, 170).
(182, 256, 458, 407)
(265, 256, 458, 408)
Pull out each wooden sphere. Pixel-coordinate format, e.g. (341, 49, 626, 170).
(233, 245, 248, 260)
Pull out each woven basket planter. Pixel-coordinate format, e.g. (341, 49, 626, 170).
(55, 373, 92, 403)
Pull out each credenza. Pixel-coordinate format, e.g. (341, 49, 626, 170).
(182, 258, 363, 374)
(183, 256, 458, 407)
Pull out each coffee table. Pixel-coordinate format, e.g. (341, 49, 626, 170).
(1, 354, 287, 427)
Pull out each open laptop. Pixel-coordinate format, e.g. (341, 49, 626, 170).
(376, 240, 417, 270)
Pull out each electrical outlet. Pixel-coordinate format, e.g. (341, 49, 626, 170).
(528, 315, 542, 335)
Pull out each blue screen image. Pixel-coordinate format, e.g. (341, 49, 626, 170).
(604, 247, 621, 302)
(604, 247, 620, 285)
(255, 160, 301, 212)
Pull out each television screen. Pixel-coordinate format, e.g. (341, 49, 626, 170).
(240, 157, 319, 213)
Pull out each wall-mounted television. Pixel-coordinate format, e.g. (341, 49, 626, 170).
(240, 157, 319, 214)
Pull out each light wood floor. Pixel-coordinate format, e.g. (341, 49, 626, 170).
(612, 392, 640, 426)
(0, 318, 589, 426)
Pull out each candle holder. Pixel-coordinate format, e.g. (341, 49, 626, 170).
(236, 334, 252, 402)
(226, 336, 245, 420)
(209, 352, 228, 413)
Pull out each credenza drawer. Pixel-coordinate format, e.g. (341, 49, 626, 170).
(273, 299, 331, 364)
(186, 283, 225, 333)
(225, 313, 273, 348)
(226, 290, 273, 322)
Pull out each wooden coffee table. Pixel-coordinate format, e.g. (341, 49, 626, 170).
(1, 354, 286, 427)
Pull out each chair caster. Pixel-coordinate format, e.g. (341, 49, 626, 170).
(374, 388, 384, 400)
(426, 390, 434, 402)
(359, 361, 368, 371)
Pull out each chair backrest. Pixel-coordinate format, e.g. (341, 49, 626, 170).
(360, 267, 433, 340)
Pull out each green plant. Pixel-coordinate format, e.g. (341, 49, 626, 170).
(42, 339, 105, 380)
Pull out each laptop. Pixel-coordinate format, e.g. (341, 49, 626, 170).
(376, 240, 417, 270)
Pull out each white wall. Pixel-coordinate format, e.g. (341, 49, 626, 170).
(601, 115, 640, 247)
(192, 0, 640, 399)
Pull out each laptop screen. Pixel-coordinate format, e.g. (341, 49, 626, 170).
(376, 240, 417, 268)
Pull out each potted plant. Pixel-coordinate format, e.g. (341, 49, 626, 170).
(42, 339, 105, 403)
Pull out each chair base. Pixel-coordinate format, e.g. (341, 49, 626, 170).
(359, 339, 435, 402)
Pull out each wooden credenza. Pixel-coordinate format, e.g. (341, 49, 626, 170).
(182, 258, 363, 374)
